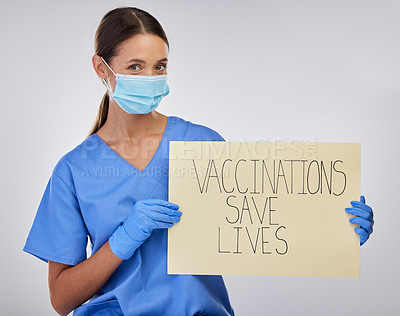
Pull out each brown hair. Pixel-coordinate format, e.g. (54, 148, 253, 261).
(87, 6, 170, 137)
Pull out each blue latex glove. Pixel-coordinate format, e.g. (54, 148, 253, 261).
(109, 199, 182, 260)
(345, 195, 374, 246)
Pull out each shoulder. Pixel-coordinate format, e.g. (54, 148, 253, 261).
(51, 135, 99, 191)
(169, 115, 225, 141)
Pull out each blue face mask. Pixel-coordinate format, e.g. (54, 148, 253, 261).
(101, 56, 170, 114)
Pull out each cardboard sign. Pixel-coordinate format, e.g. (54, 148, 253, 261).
(168, 141, 360, 277)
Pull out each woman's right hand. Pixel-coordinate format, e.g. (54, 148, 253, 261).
(109, 199, 182, 260)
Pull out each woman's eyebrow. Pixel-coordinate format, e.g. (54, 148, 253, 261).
(125, 58, 168, 64)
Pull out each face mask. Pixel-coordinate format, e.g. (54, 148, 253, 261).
(101, 56, 170, 114)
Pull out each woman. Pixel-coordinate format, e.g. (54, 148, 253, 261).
(22, 6, 374, 316)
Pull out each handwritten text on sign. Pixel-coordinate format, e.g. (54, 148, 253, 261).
(168, 142, 360, 277)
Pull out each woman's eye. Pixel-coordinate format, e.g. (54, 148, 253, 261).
(156, 64, 167, 71)
(129, 64, 140, 71)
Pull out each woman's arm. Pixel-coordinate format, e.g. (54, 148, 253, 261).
(48, 240, 123, 316)
(48, 198, 181, 315)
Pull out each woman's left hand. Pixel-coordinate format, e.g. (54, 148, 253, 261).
(345, 195, 374, 246)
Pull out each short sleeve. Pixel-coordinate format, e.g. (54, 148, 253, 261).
(23, 169, 88, 265)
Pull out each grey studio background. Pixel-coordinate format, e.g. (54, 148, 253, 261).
(1, 0, 398, 315)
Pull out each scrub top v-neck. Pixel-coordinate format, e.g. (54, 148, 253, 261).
(93, 115, 171, 174)
(23, 115, 235, 316)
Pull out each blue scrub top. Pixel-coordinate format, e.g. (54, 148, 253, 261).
(23, 115, 235, 316)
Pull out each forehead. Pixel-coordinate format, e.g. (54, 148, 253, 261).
(116, 34, 168, 61)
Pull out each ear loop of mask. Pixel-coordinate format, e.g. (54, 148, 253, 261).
(100, 57, 117, 97)
(101, 56, 117, 76)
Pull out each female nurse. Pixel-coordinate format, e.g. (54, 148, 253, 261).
(22, 6, 374, 316)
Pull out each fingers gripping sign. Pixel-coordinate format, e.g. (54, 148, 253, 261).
(345, 195, 374, 246)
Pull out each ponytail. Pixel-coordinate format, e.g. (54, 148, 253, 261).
(87, 92, 109, 138)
